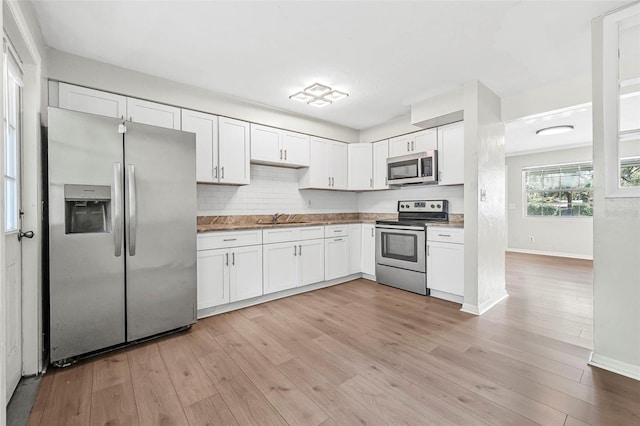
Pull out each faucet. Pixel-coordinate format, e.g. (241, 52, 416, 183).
(272, 213, 284, 224)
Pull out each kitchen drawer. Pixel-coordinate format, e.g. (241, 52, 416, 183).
(427, 227, 464, 244)
(325, 224, 349, 237)
(197, 230, 262, 250)
(263, 226, 324, 244)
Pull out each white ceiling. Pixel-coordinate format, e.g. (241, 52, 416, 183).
(32, 1, 626, 131)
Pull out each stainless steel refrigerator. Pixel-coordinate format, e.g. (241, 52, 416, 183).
(48, 107, 197, 364)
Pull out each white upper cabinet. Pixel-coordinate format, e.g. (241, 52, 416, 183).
(348, 144, 373, 191)
(126, 97, 181, 129)
(437, 122, 464, 186)
(389, 128, 437, 157)
(182, 111, 249, 185)
(58, 83, 126, 119)
(218, 117, 250, 185)
(329, 141, 348, 190)
(299, 137, 347, 190)
(250, 124, 309, 167)
(181, 109, 218, 183)
(372, 139, 389, 190)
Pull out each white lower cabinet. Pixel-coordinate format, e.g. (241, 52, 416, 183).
(349, 224, 362, 274)
(325, 235, 350, 281)
(361, 224, 376, 276)
(427, 227, 464, 303)
(263, 238, 325, 294)
(197, 244, 263, 310)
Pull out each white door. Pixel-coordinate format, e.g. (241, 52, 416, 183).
(307, 137, 330, 188)
(181, 109, 218, 183)
(250, 123, 281, 163)
(372, 139, 389, 189)
(4, 49, 24, 402)
(361, 224, 376, 276)
(348, 144, 373, 190)
(389, 134, 413, 157)
(229, 245, 263, 302)
(126, 97, 181, 129)
(196, 248, 229, 310)
(348, 224, 362, 274)
(427, 241, 464, 296)
(298, 239, 325, 287)
(437, 122, 465, 185)
(263, 242, 297, 294)
(281, 131, 310, 166)
(325, 236, 350, 280)
(219, 117, 250, 185)
(413, 128, 438, 152)
(329, 141, 348, 189)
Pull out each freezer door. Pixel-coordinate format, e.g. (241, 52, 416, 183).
(48, 107, 126, 362)
(124, 122, 197, 341)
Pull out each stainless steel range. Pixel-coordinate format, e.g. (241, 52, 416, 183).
(375, 200, 448, 295)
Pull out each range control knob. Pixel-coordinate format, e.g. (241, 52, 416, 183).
(437, 204, 441, 208)
(430, 204, 435, 208)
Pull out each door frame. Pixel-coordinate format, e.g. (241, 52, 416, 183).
(2, 1, 45, 398)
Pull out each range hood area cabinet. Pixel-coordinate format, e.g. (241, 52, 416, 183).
(389, 128, 437, 157)
(347, 139, 389, 191)
(250, 123, 310, 168)
(437, 121, 464, 186)
(182, 110, 250, 185)
(298, 137, 348, 190)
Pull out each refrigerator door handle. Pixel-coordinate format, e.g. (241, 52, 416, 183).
(114, 162, 123, 257)
(127, 164, 137, 256)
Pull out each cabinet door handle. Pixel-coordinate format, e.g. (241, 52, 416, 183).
(411, 141, 415, 151)
(328, 176, 331, 186)
(232, 252, 235, 265)
(407, 141, 410, 151)
(226, 252, 229, 266)
(427, 245, 430, 256)
(370, 178, 373, 188)
(221, 166, 224, 179)
(285, 149, 287, 160)
(334, 238, 343, 242)
(214, 166, 218, 179)
(223, 238, 237, 242)
(294, 245, 297, 256)
(129, 116, 132, 121)
(438, 234, 451, 237)
(298, 244, 302, 255)
(332, 177, 335, 186)
(371, 228, 374, 237)
(439, 170, 442, 181)
(385, 176, 388, 185)
(280, 149, 283, 160)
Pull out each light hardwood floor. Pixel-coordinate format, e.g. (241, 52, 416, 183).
(28, 252, 640, 425)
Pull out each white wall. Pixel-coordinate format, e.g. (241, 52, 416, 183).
(46, 49, 359, 143)
(198, 165, 358, 216)
(590, 12, 640, 380)
(462, 80, 508, 315)
(358, 185, 464, 214)
(506, 146, 593, 259)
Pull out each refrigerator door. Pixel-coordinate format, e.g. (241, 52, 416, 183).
(48, 107, 126, 362)
(124, 122, 197, 341)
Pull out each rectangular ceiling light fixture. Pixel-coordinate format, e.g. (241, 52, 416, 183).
(289, 82, 349, 107)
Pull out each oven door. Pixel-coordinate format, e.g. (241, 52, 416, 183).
(375, 225, 426, 273)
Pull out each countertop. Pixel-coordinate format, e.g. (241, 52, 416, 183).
(197, 213, 464, 233)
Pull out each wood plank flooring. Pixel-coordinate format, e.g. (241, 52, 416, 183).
(28, 252, 640, 425)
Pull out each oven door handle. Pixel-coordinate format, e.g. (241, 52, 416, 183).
(375, 224, 425, 231)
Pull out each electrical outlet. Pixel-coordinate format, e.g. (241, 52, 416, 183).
(529, 236, 535, 243)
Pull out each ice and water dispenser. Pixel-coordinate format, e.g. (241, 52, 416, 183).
(64, 184, 111, 234)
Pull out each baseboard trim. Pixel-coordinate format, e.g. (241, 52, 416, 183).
(507, 248, 593, 260)
(589, 352, 640, 381)
(461, 290, 509, 316)
(197, 274, 363, 319)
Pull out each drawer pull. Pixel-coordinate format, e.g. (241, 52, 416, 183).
(334, 238, 343, 242)
(437, 234, 451, 237)
(223, 238, 237, 242)
(333, 230, 342, 233)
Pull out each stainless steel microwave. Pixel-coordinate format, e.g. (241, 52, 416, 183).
(387, 151, 438, 185)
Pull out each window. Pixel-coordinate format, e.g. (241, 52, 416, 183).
(3, 38, 22, 232)
(524, 162, 593, 217)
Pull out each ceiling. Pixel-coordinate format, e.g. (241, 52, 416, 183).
(32, 1, 626, 131)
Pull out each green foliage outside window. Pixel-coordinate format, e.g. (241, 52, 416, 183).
(524, 163, 593, 217)
(620, 158, 640, 187)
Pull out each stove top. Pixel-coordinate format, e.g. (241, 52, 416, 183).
(376, 199, 449, 228)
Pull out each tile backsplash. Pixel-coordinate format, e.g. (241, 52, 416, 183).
(198, 164, 358, 215)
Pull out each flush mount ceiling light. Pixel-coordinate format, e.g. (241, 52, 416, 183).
(308, 98, 332, 108)
(289, 91, 315, 103)
(536, 125, 574, 136)
(289, 82, 349, 107)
